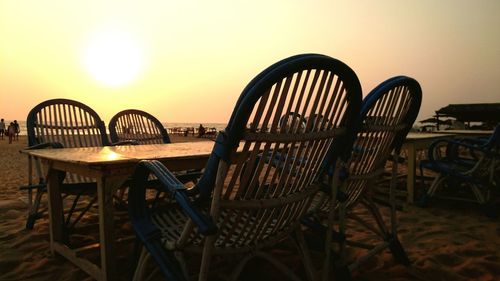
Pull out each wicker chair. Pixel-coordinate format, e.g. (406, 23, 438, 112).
(22, 98, 112, 229)
(127, 54, 362, 281)
(278, 112, 307, 133)
(419, 125, 500, 213)
(305, 76, 422, 280)
(109, 109, 170, 145)
(108, 109, 202, 205)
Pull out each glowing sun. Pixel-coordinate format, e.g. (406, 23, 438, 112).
(82, 29, 145, 87)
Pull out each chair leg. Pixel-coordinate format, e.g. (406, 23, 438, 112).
(417, 174, 445, 207)
(131, 246, 168, 281)
(330, 199, 349, 280)
(67, 196, 98, 230)
(132, 247, 150, 281)
(471, 185, 483, 204)
(129, 239, 142, 280)
(198, 235, 216, 281)
(341, 187, 409, 275)
(174, 251, 189, 280)
(113, 187, 129, 211)
(293, 228, 318, 281)
(26, 186, 46, 229)
(26, 213, 41, 229)
(388, 157, 410, 266)
(388, 235, 410, 265)
(229, 251, 303, 281)
(364, 197, 411, 266)
(65, 193, 82, 226)
(321, 166, 344, 281)
(427, 174, 445, 197)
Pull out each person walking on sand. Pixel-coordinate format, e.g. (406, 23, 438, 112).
(13, 120, 20, 141)
(7, 122, 15, 144)
(198, 124, 206, 138)
(0, 118, 5, 140)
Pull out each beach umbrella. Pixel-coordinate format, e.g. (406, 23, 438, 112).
(419, 118, 452, 125)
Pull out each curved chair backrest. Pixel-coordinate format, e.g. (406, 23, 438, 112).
(27, 98, 110, 147)
(108, 109, 170, 144)
(341, 76, 422, 207)
(191, 53, 362, 246)
(27, 98, 110, 184)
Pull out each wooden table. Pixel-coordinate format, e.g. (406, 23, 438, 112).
(22, 141, 217, 281)
(431, 129, 493, 137)
(402, 133, 456, 203)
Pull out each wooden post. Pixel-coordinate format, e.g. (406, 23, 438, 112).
(435, 112, 440, 131)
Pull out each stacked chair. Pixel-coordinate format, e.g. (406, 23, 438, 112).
(22, 98, 117, 230)
(304, 76, 422, 280)
(419, 124, 500, 216)
(127, 53, 363, 280)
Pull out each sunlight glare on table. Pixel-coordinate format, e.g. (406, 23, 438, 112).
(101, 147, 122, 161)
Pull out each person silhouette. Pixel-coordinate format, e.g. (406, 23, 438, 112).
(13, 120, 20, 141)
(7, 122, 15, 144)
(0, 118, 5, 140)
(198, 124, 206, 137)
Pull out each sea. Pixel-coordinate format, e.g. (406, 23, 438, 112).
(10, 120, 227, 136)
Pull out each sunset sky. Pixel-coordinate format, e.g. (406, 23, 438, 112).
(1, 0, 499, 124)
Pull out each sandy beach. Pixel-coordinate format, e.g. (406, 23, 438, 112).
(0, 135, 499, 281)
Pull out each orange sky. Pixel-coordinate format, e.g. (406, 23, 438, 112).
(1, 0, 499, 124)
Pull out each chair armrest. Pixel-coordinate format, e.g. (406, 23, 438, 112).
(427, 138, 490, 163)
(449, 139, 489, 152)
(25, 142, 64, 150)
(128, 160, 217, 237)
(110, 140, 139, 146)
(20, 142, 65, 191)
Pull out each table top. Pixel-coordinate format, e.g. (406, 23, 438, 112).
(21, 141, 217, 165)
(405, 132, 455, 141)
(431, 130, 493, 136)
(25, 133, 470, 166)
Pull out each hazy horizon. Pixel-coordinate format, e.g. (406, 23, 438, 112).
(2, 1, 499, 123)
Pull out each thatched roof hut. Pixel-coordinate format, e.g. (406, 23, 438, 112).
(435, 103, 500, 123)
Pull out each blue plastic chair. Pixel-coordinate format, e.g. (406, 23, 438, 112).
(419, 125, 500, 213)
(127, 54, 362, 281)
(304, 76, 422, 280)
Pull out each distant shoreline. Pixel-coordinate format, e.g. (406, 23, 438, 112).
(7, 121, 227, 136)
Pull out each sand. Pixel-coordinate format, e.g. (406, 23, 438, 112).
(0, 135, 499, 281)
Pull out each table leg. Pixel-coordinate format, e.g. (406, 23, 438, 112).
(406, 143, 417, 204)
(47, 167, 64, 253)
(97, 176, 118, 281)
